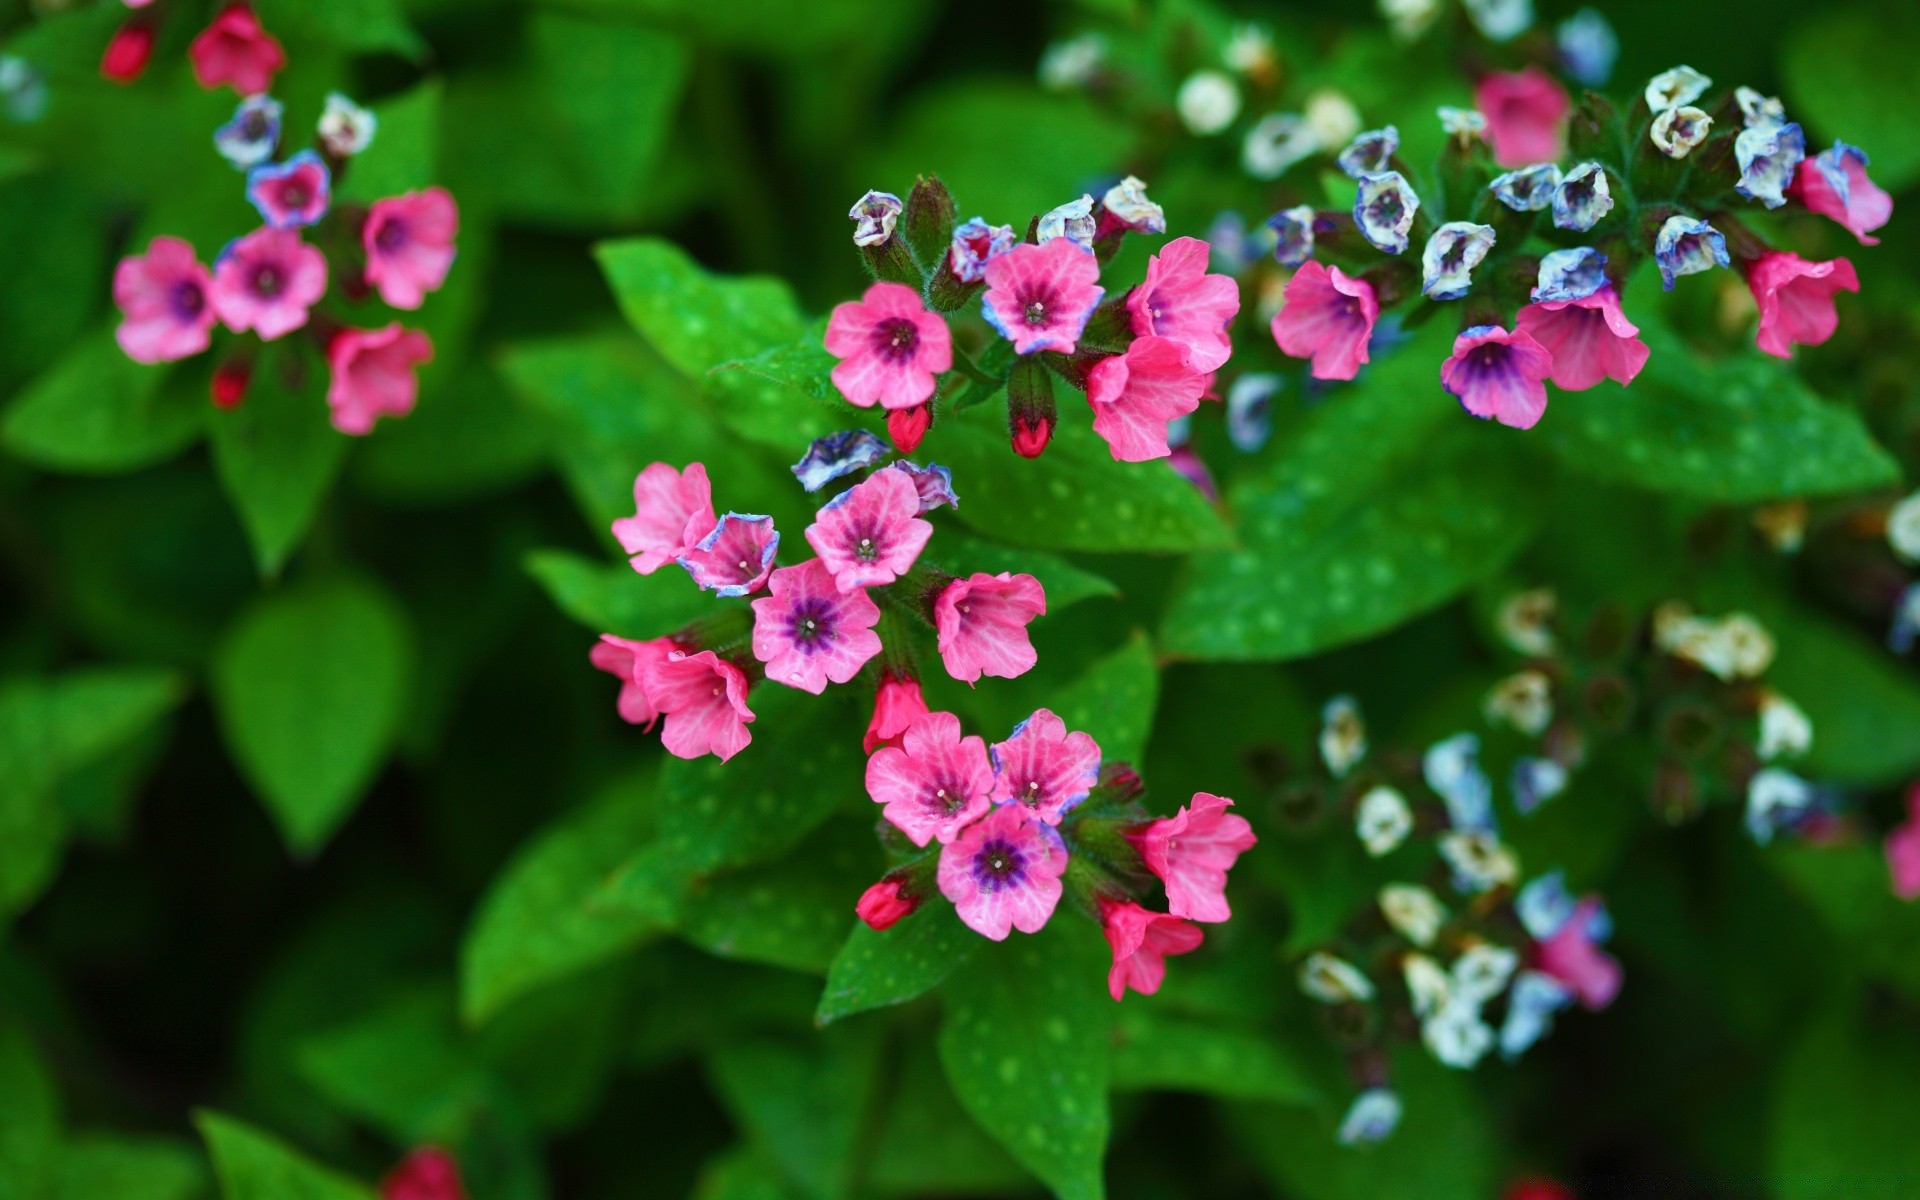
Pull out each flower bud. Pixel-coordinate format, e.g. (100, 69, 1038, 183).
(1008, 357, 1056, 458)
(902, 175, 957, 276)
(101, 20, 155, 84)
(886, 404, 930, 453)
(855, 877, 921, 931)
(1566, 91, 1617, 161)
(211, 356, 252, 409)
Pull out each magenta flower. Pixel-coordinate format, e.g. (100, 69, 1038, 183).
(189, 3, 284, 95)
(1533, 898, 1621, 1009)
(1126, 236, 1240, 373)
(612, 463, 716, 575)
(679, 513, 779, 597)
(1514, 286, 1649, 391)
(363, 187, 459, 311)
(246, 151, 330, 229)
(804, 468, 933, 593)
(1099, 898, 1204, 1001)
(325, 324, 433, 436)
(1127, 792, 1257, 923)
(640, 650, 754, 762)
(113, 236, 215, 364)
(209, 227, 327, 340)
(1085, 336, 1209, 463)
(864, 671, 930, 754)
(934, 572, 1046, 684)
(855, 877, 921, 931)
(1745, 252, 1859, 360)
(589, 634, 678, 728)
(1442, 324, 1555, 430)
(823, 281, 952, 410)
(937, 804, 1067, 940)
(1271, 262, 1379, 381)
(866, 711, 995, 846)
(1475, 67, 1568, 167)
(1886, 785, 1920, 901)
(980, 239, 1105, 355)
(1793, 143, 1892, 246)
(989, 708, 1100, 825)
(750, 559, 883, 694)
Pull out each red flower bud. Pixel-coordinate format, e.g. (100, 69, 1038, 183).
(100, 20, 155, 84)
(886, 404, 930, 453)
(211, 358, 251, 410)
(1011, 412, 1053, 458)
(863, 670, 929, 754)
(855, 877, 921, 931)
(381, 1148, 467, 1200)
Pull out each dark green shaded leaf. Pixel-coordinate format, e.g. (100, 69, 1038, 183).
(816, 903, 977, 1026)
(706, 1027, 882, 1199)
(1765, 603, 1920, 788)
(679, 820, 879, 974)
(195, 1112, 374, 1200)
(1782, 10, 1920, 190)
(255, 0, 425, 58)
(1771, 993, 1920, 1195)
(1766, 843, 1920, 1000)
(336, 83, 440, 203)
(1111, 1009, 1319, 1105)
(208, 349, 350, 578)
(1045, 630, 1159, 765)
(58, 1134, 210, 1200)
(2, 333, 201, 474)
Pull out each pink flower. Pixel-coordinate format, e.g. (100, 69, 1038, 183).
(1886, 785, 1920, 901)
(866, 711, 995, 846)
(980, 239, 1105, 355)
(381, 1148, 467, 1200)
(363, 188, 460, 311)
(934, 572, 1045, 684)
(100, 19, 154, 83)
(641, 650, 754, 762)
(855, 877, 922, 931)
(325, 324, 433, 436)
(1441, 324, 1555, 430)
(1514, 286, 1649, 391)
(1127, 792, 1257, 923)
(209, 227, 327, 340)
(989, 708, 1100, 825)
(1085, 336, 1209, 463)
(189, 3, 285, 95)
(1475, 67, 1568, 167)
(804, 468, 933, 593)
(612, 463, 717, 575)
(1534, 898, 1622, 1009)
(1745, 252, 1859, 360)
(1126, 236, 1240, 373)
(1793, 144, 1892, 246)
(864, 671, 930, 754)
(113, 236, 215, 364)
(823, 282, 952, 410)
(1270, 262, 1379, 381)
(1099, 897, 1204, 1001)
(750, 559, 883, 694)
(937, 804, 1067, 939)
(678, 513, 778, 596)
(589, 634, 678, 728)
(246, 152, 331, 229)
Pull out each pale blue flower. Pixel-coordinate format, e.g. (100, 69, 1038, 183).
(1421, 222, 1496, 300)
(1736, 121, 1806, 209)
(1490, 163, 1562, 212)
(1654, 215, 1728, 290)
(1553, 162, 1614, 232)
(1354, 171, 1420, 255)
(1531, 248, 1608, 304)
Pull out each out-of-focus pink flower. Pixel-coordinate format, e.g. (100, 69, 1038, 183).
(1127, 236, 1240, 372)
(363, 188, 459, 310)
(325, 324, 433, 435)
(934, 572, 1045, 684)
(381, 1148, 467, 1200)
(641, 650, 754, 762)
(1127, 793, 1257, 923)
(190, 3, 285, 95)
(209, 227, 327, 341)
(100, 20, 155, 83)
(824, 281, 953, 410)
(1441, 324, 1555, 430)
(1085, 336, 1209, 463)
(589, 634, 678, 728)
(1475, 67, 1568, 167)
(1099, 897, 1204, 1001)
(612, 463, 716, 575)
(1271, 262, 1379, 381)
(1745, 251, 1858, 360)
(1514, 286, 1649, 391)
(1886, 785, 1920, 901)
(1793, 143, 1892, 246)
(113, 236, 215, 363)
(1534, 898, 1621, 1009)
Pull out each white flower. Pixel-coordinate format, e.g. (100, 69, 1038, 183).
(1464, 0, 1533, 42)
(1484, 669, 1554, 736)
(1515, 871, 1576, 939)
(848, 190, 903, 247)
(1420, 221, 1497, 301)
(1338, 1088, 1403, 1145)
(1651, 105, 1713, 158)
(1888, 491, 1920, 564)
(1746, 767, 1815, 843)
(1299, 952, 1376, 1003)
(1356, 786, 1414, 857)
(1039, 33, 1106, 92)
(1380, 0, 1439, 41)
(1036, 195, 1097, 251)
(1735, 86, 1787, 128)
(1380, 884, 1449, 947)
(1497, 588, 1558, 656)
(1646, 65, 1712, 112)
(1720, 614, 1777, 678)
(1422, 998, 1495, 1068)
(1439, 831, 1519, 894)
(1243, 112, 1319, 180)
(1658, 606, 1775, 681)
(318, 92, 377, 158)
(1757, 692, 1813, 761)
(1424, 733, 1493, 832)
(1223, 24, 1275, 76)
(1404, 952, 1452, 1017)
(1438, 105, 1487, 141)
(1100, 176, 1165, 234)
(1177, 70, 1243, 136)
(1320, 695, 1368, 778)
(1450, 943, 1520, 1004)
(1304, 89, 1363, 152)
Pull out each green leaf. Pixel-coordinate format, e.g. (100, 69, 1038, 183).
(1765, 603, 1920, 788)
(1044, 631, 1159, 765)
(867, 1037, 1034, 1196)
(937, 922, 1112, 1200)
(1, 332, 202, 474)
(708, 327, 869, 449)
(1539, 325, 1898, 502)
(816, 903, 978, 1026)
(352, 364, 550, 505)
(1771, 993, 1920, 1195)
(529, 0, 897, 55)
(1163, 326, 1538, 661)
(208, 348, 350, 578)
(679, 820, 879, 974)
(336, 82, 441, 203)
(1110, 1010, 1319, 1105)
(254, 0, 425, 58)
(57, 1135, 210, 1200)
(1765, 843, 1920, 999)
(596, 237, 804, 378)
(1783, 9, 1920, 190)
(0, 1022, 59, 1200)
(706, 1028, 883, 1199)
(211, 578, 414, 855)
(295, 989, 491, 1143)
(693, 1146, 805, 1200)
(524, 549, 713, 641)
(461, 769, 659, 1026)
(941, 406, 1232, 554)
(932, 534, 1118, 612)
(195, 1112, 374, 1200)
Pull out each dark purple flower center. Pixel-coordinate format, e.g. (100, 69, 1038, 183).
(1562, 177, 1595, 206)
(281, 181, 308, 209)
(250, 262, 283, 298)
(786, 599, 835, 652)
(1142, 288, 1168, 331)
(971, 837, 1027, 891)
(241, 110, 271, 138)
(1018, 284, 1058, 329)
(1010, 775, 1048, 809)
(375, 218, 408, 253)
(847, 522, 883, 562)
(1366, 192, 1404, 227)
(872, 317, 918, 362)
(920, 771, 972, 817)
(171, 280, 205, 319)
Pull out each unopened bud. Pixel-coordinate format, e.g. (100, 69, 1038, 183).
(886, 404, 930, 453)
(100, 20, 155, 84)
(211, 357, 252, 409)
(902, 175, 957, 277)
(1008, 357, 1055, 458)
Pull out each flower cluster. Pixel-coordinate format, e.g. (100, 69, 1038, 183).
(102, 2, 286, 93)
(592, 452, 1045, 763)
(110, 51, 458, 436)
(857, 707, 1256, 1000)
(824, 176, 1239, 462)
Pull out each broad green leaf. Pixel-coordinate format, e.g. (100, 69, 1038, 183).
(1540, 325, 1898, 502)
(461, 769, 659, 1025)
(211, 578, 414, 855)
(524, 549, 713, 642)
(195, 1112, 374, 1200)
(941, 405, 1232, 553)
(693, 1146, 805, 1200)
(706, 1028, 883, 1199)
(1765, 843, 1920, 1000)
(1045, 631, 1159, 765)
(336, 82, 440, 203)
(57, 1134, 210, 1200)
(1110, 1010, 1319, 1105)
(596, 237, 803, 378)
(937, 922, 1112, 1200)
(1, 333, 201, 474)
(0, 175, 111, 397)
(208, 348, 350, 578)
(1771, 993, 1920, 1195)
(1783, 10, 1920, 190)
(931, 534, 1118, 613)
(868, 1037, 1034, 1196)
(296, 989, 492, 1142)
(1162, 324, 1539, 661)
(679, 820, 879, 974)
(255, 0, 425, 57)
(0, 1022, 59, 1200)
(708, 327, 869, 450)
(816, 903, 978, 1026)
(1764, 603, 1920, 788)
